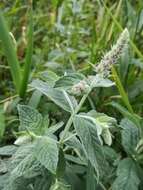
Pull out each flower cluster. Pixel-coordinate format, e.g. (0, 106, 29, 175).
(70, 80, 90, 96)
(95, 28, 130, 77)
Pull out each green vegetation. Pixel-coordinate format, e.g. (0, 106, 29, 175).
(0, 0, 143, 190)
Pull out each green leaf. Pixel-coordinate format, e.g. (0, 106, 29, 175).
(12, 154, 41, 179)
(88, 110, 116, 125)
(87, 110, 116, 145)
(86, 161, 97, 190)
(120, 118, 140, 155)
(55, 73, 85, 90)
(112, 158, 140, 190)
(0, 174, 9, 189)
(31, 79, 77, 113)
(34, 137, 59, 174)
(11, 144, 34, 168)
(45, 121, 64, 135)
(88, 74, 115, 88)
(17, 105, 43, 134)
(40, 70, 59, 87)
(0, 159, 7, 174)
(28, 90, 42, 108)
(0, 145, 17, 156)
(102, 128, 112, 146)
(73, 114, 103, 177)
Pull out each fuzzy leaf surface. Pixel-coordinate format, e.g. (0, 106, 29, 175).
(31, 79, 77, 113)
(18, 105, 43, 134)
(73, 114, 103, 176)
(112, 158, 140, 190)
(120, 118, 140, 155)
(34, 137, 59, 174)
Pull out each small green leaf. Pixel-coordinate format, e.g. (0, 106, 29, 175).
(0, 159, 7, 174)
(112, 158, 140, 190)
(28, 90, 42, 108)
(40, 70, 59, 87)
(120, 118, 140, 155)
(88, 74, 115, 88)
(55, 73, 85, 90)
(102, 128, 112, 146)
(45, 121, 64, 135)
(12, 154, 41, 179)
(18, 105, 43, 134)
(73, 114, 103, 177)
(34, 137, 59, 174)
(31, 79, 77, 113)
(0, 145, 17, 156)
(86, 161, 97, 190)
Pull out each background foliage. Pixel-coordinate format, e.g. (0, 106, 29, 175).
(0, 0, 143, 190)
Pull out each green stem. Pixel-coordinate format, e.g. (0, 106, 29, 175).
(60, 88, 91, 144)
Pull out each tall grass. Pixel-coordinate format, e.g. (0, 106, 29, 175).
(20, 6, 33, 98)
(0, 3, 33, 98)
(0, 11, 21, 93)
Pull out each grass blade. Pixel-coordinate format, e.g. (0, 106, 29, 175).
(100, 0, 143, 61)
(20, 5, 33, 98)
(0, 10, 21, 93)
(111, 66, 134, 114)
(107, 0, 123, 41)
(0, 105, 5, 140)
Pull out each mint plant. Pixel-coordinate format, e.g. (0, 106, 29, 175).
(1, 29, 143, 190)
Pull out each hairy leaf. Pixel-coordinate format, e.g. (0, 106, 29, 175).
(31, 79, 77, 113)
(55, 73, 85, 90)
(0, 145, 17, 156)
(112, 158, 140, 190)
(34, 137, 59, 174)
(18, 105, 43, 134)
(73, 114, 103, 177)
(88, 74, 114, 88)
(12, 154, 41, 179)
(120, 118, 140, 155)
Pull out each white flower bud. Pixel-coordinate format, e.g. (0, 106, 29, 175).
(70, 80, 90, 96)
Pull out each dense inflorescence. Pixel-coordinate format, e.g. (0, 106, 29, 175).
(95, 29, 130, 77)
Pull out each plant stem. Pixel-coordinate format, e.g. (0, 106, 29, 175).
(60, 88, 91, 143)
